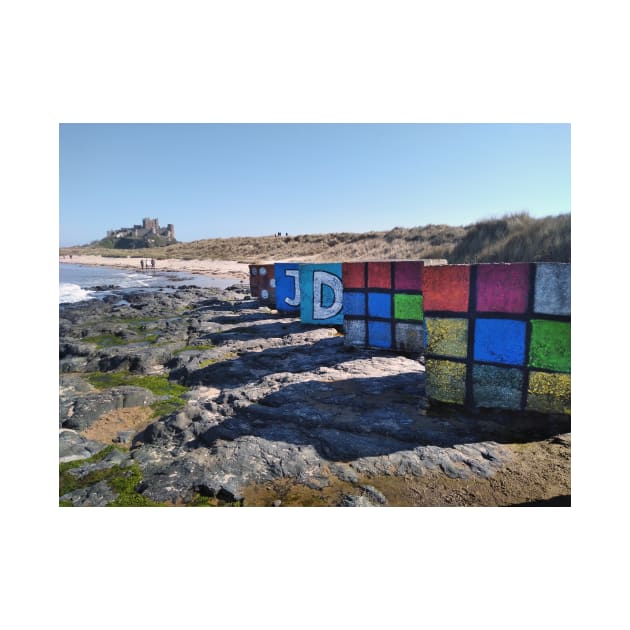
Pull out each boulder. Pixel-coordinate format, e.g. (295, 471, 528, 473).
(61, 386, 156, 430)
(59, 430, 108, 463)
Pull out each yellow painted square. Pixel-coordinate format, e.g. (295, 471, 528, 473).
(527, 371, 571, 414)
(426, 359, 467, 405)
(426, 317, 469, 358)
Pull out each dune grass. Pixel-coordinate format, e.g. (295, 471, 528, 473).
(60, 211, 570, 264)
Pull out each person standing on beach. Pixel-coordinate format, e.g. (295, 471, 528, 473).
(151, 258, 155, 270)
(141, 259, 145, 271)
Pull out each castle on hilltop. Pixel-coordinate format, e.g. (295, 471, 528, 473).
(107, 217, 175, 242)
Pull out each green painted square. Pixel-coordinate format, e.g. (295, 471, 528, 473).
(394, 293, 423, 321)
(528, 319, 570, 373)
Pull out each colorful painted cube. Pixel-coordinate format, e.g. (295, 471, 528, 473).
(299, 263, 344, 325)
(274, 263, 301, 314)
(248, 264, 276, 306)
(343, 261, 424, 353)
(423, 262, 570, 414)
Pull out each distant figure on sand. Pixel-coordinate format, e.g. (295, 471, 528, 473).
(141, 259, 145, 270)
(151, 258, 155, 269)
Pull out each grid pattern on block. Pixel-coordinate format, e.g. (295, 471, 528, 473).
(248, 264, 276, 306)
(423, 262, 571, 414)
(342, 261, 424, 353)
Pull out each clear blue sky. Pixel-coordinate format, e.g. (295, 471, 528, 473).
(59, 123, 570, 247)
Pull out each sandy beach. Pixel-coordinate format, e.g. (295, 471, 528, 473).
(60, 255, 250, 283)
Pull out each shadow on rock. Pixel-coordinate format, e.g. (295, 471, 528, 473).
(509, 495, 571, 507)
(184, 336, 357, 389)
(197, 372, 570, 461)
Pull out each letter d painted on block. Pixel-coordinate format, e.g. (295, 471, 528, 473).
(299, 263, 344, 325)
(313, 271, 343, 320)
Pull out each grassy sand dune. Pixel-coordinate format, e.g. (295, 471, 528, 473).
(60, 212, 570, 264)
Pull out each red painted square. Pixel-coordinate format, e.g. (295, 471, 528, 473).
(394, 261, 423, 291)
(476, 263, 530, 313)
(342, 262, 366, 289)
(367, 262, 392, 289)
(424, 265, 470, 312)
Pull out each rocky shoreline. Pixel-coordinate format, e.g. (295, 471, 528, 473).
(59, 283, 571, 506)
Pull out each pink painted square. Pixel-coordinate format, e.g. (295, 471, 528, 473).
(394, 261, 423, 291)
(476, 263, 531, 313)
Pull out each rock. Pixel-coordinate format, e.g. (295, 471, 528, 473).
(59, 430, 108, 463)
(60, 386, 157, 430)
(115, 431, 137, 444)
(60, 280, 563, 507)
(65, 447, 132, 481)
(60, 480, 118, 507)
(217, 481, 244, 503)
(172, 412, 192, 431)
(360, 485, 388, 506)
(338, 494, 376, 507)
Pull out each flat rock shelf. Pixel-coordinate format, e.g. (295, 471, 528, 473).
(59, 284, 570, 507)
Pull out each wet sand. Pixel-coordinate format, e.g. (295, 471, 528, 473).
(60, 255, 250, 282)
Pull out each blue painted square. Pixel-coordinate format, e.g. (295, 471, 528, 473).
(274, 263, 301, 313)
(368, 292, 391, 319)
(344, 291, 366, 316)
(368, 320, 392, 348)
(299, 263, 344, 325)
(473, 318, 527, 366)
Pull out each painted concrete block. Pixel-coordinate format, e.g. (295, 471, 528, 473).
(476, 263, 530, 313)
(425, 317, 469, 359)
(249, 264, 276, 306)
(534, 263, 571, 316)
(344, 319, 366, 345)
(343, 291, 366, 316)
(394, 293, 423, 320)
(527, 371, 571, 414)
(472, 365, 524, 410)
(368, 320, 392, 348)
(274, 263, 301, 313)
(425, 359, 467, 405)
(343, 260, 424, 353)
(367, 261, 391, 288)
(473, 319, 527, 366)
(528, 319, 570, 372)
(423, 265, 470, 313)
(424, 262, 571, 414)
(368, 292, 392, 318)
(394, 261, 424, 291)
(342, 262, 366, 289)
(299, 263, 344, 325)
(394, 322, 424, 353)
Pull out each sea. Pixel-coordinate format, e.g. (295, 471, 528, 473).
(59, 263, 241, 304)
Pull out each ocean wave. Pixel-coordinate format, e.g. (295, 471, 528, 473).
(59, 282, 95, 304)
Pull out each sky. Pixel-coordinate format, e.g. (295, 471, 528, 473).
(59, 123, 570, 246)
